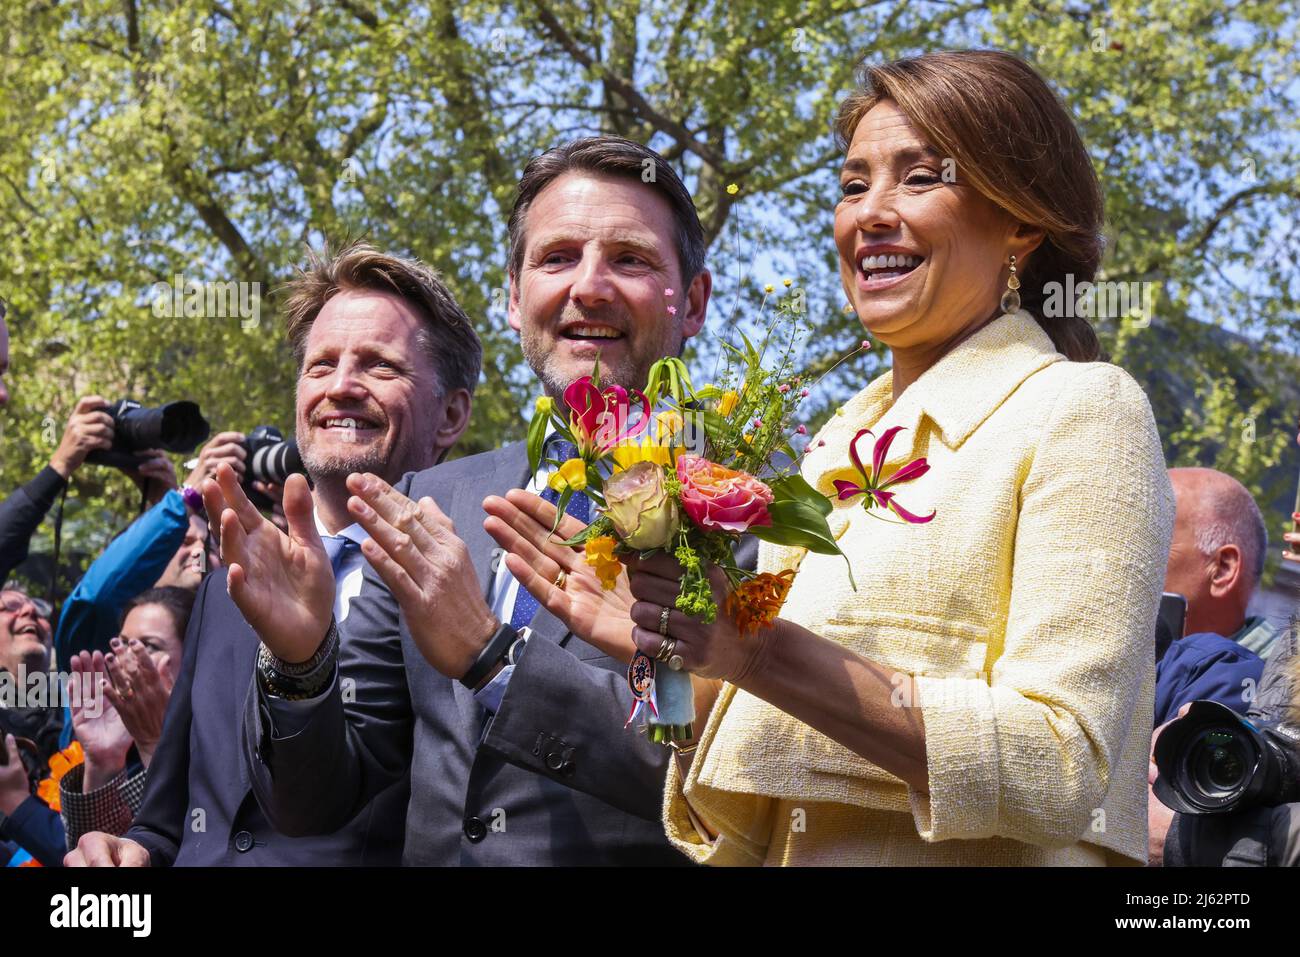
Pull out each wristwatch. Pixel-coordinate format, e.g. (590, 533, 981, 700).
(460, 621, 520, 690)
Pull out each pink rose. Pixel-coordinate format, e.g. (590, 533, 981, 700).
(675, 454, 774, 533)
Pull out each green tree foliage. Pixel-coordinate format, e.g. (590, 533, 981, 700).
(1, 0, 1296, 581)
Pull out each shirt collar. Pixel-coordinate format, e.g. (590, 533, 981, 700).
(802, 310, 1065, 490)
(313, 507, 368, 546)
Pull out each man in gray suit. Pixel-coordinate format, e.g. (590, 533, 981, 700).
(210, 137, 717, 864)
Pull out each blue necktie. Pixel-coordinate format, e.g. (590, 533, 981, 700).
(322, 534, 361, 576)
(509, 441, 590, 629)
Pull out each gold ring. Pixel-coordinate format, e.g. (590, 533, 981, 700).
(656, 638, 677, 663)
(658, 605, 672, 637)
(554, 570, 568, 590)
(121, 683, 135, 700)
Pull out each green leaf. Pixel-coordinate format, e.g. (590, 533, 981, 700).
(770, 473, 832, 517)
(750, 500, 841, 554)
(526, 404, 550, 477)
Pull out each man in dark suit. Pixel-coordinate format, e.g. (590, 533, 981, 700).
(216, 137, 718, 864)
(64, 242, 479, 866)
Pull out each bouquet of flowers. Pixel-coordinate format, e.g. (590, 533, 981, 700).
(526, 285, 934, 744)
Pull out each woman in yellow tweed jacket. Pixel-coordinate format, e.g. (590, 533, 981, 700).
(618, 50, 1175, 866)
(489, 50, 1175, 865)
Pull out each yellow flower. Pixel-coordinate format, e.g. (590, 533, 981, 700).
(763, 283, 774, 294)
(726, 183, 739, 195)
(656, 409, 684, 437)
(547, 457, 587, 493)
(742, 433, 753, 445)
(783, 278, 793, 288)
(534, 396, 553, 415)
(717, 390, 740, 417)
(611, 437, 676, 472)
(584, 535, 623, 590)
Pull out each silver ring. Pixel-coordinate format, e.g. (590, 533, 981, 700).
(668, 654, 685, 671)
(658, 605, 672, 637)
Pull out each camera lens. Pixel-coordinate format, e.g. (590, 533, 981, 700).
(1186, 727, 1252, 804)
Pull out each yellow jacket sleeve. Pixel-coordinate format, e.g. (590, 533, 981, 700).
(907, 363, 1174, 846)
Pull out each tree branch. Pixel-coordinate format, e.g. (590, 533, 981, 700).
(528, 0, 729, 170)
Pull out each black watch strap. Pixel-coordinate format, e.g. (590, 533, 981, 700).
(460, 622, 518, 690)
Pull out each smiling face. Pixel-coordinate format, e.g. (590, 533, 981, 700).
(0, 589, 48, 676)
(508, 172, 708, 399)
(296, 288, 450, 482)
(119, 603, 185, 685)
(154, 514, 214, 592)
(835, 100, 1039, 356)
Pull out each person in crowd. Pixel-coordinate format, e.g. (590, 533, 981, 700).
(0, 586, 66, 866)
(1150, 442, 1299, 865)
(1155, 467, 1270, 726)
(51, 430, 243, 667)
(213, 136, 716, 865)
(1151, 621, 1300, 866)
(0, 394, 131, 589)
(58, 587, 192, 848)
(66, 240, 477, 867)
(493, 52, 1174, 866)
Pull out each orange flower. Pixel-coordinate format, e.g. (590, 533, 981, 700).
(35, 740, 84, 813)
(584, 535, 623, 591)
(725, 570, 795, 637)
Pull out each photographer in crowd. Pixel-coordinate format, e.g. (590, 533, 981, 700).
(1148, 435, 1300, 866)
(1155, 467, 1270, 727)
(51, 429, 244, 669)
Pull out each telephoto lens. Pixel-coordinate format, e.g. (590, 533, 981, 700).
(242, 425, 306, 510)
(1153, 699, 1300, 815)
(87, 399, 211, 471)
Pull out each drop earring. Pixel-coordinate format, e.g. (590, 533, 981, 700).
(1000, 255, 1021, 314)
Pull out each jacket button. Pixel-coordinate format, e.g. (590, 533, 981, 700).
(545, 751, 564, 771)
(463, 817, 487, 843)
(233, 831, 255, 853)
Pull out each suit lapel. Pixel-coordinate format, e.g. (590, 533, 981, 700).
(455, 441, 531, 600)
(447, 442, 534, 724)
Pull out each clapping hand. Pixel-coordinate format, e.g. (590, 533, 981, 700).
(344, 473, 497, 680)
(101, 639, 174, 767)
(201, 463, 334, 663)
(483, 489, 638, 664)
(69, 652, 133, 790)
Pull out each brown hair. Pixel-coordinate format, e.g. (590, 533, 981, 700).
(507, 136, 706, 284)
(834, 50, 1104, 362)
(122, 586, 196, 642)
(281, 241, 483, 395)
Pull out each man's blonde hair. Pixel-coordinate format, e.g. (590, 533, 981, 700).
(281, 241, 482, 396)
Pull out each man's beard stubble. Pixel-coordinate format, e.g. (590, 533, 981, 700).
(519, 306, 684, 400)
(300, 439, 390, 483)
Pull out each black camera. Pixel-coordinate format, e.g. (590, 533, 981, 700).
(241, 425, 305, 510)
(1153, 700, 1300, 815)
(86, 399, 210, 471)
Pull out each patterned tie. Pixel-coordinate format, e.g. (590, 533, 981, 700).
(509, 440, 590, 629)
(322, 534, 361, 576)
